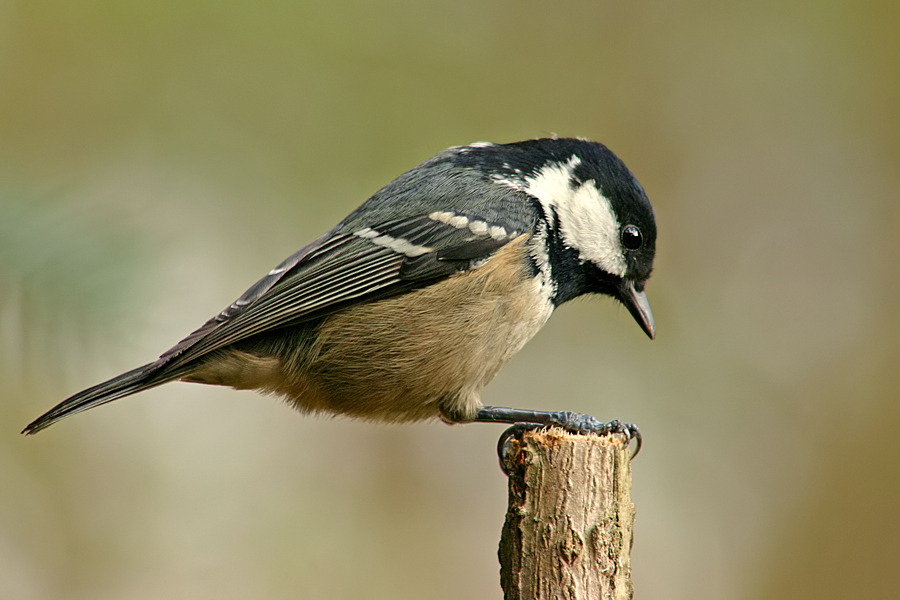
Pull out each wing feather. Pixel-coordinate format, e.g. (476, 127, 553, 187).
(156, 211, 533, 373)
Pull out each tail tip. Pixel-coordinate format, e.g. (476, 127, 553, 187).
(21, 420, 46, 436)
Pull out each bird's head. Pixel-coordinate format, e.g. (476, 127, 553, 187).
(465, 138, 657, 338)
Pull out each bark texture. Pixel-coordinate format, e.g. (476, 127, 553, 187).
(499, 428, 634, 600)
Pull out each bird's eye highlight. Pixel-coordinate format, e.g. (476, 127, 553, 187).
(621, 225, 643, 250)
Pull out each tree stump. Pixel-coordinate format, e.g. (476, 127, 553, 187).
(499, 428, 635, 600)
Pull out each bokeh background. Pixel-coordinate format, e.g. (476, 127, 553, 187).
(2, 1, 898, 598)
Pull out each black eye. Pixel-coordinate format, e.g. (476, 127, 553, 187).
(621, 225, 643, 250)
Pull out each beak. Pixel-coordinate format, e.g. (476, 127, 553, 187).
(618, 280, 655, 340)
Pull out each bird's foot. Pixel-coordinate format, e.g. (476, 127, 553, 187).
(475, 407, 642, 475)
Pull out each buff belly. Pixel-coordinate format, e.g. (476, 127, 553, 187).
(184, 236, 554, 423)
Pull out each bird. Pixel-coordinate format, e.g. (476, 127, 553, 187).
(23, 138, 656, 450)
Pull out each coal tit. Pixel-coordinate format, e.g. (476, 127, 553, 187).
(24, 138, 656, 446)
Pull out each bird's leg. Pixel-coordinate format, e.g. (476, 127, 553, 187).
(474, 406, 642, 474)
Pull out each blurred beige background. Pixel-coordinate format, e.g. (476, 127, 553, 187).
(2, 1, 898, 599)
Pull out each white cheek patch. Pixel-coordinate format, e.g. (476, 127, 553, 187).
(522, 157, 627, 277)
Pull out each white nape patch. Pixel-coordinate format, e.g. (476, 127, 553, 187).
(468, 220, 489, 235)
(353, 228, 432, 257)
(524, 156, 627, 277)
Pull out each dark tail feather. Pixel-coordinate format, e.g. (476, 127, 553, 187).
(22, 363, 180, 435)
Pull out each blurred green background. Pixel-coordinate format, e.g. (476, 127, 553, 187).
(2, 1, 898, 598)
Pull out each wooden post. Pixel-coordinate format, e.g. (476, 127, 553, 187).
(499, 428, 635, 600)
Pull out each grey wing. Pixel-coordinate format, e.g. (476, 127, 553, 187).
(20, 210, 534, 435)
(156, 212, 534, 372)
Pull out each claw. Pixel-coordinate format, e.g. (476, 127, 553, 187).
(625, 422, 642, 459)
(497, 423, 542, 475)
(495, 416, 643, 475)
